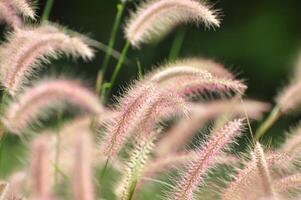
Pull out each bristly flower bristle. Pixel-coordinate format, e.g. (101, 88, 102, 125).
(145, 60, 247, 100)
(273, 173, 301, 193)
(172, 118, 244, 200)
(221, 151, 289, 200)
(116, 134, 155, 200)
(30, 134, 52, 200)
(5, 171, 26, 200)
(0, 24, 95, 95)
(0, 0, 35, 29)
(2, 79, 103, 134)
(101, 82, 156, 158)
(254, 142, 277, 199)
(156, 99, 268, 156)
(9, 0, 36, 19)
(72, 132, 95, 200)
(125, 0, 220, 47)
(1, 1, 300, 200)
(276, 81, 301, 114)
(128, 90, 189, 139)
(147, 58, 234, 82)
(280, 123, 301, 158)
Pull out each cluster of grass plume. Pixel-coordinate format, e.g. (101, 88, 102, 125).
(0, 0, 300, 200)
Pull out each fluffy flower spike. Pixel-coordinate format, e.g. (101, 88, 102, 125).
(276, 81, 301, 114)
(172, 118, 244, 200)
(72, 132, 95, 200)
(2, 79, 103, 134)
(221, 151, 289, 200)
(145, 60, 247, 99)
(0, 0, 35, 29)
(116, 134, 155, 200)
(101, 82, 156, 158)
(147, 58, 234, 83)
(8, 0, 35, 19)
(156, 99, 269, 156)
(0, 24, 96, 95)
(125, 0, 220, 47)
(254, 142, 277, 199)
(30, 134, 52, 200)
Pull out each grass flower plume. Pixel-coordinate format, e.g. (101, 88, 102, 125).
(125, 0, 220, 47)
(2, 79, 103, 134)
(0, 24, 95, 95)
(1, 1, 301, 200)
(172, 118, 244, 200)
(72, 133, 95, 200)
(0, 0, 35, 29)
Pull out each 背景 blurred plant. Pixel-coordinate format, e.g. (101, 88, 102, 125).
(0, 0, 300, 200)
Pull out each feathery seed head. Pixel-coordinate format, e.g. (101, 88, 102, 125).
(0, 2, 22, 29)
(101, 82, 157, 158)
(129, 90, 189, 140)
(222, 151, 288, 200)
(254, 142, 277, 199)
(0, 24, 96, 95)
(125, 0, 220, 47)
(72, 132, 95, 200)
(116, 135, 155, 200)
(149, 65, 212, 84)
(145, 60, 246, 99)
(8, 0, 36, 19)
(0, 0, 35, 29)
(147, 58, 226, 83)
(177, 58, 235, 79)
(281, 123, 301, 159)
(273, 173, 301, 193)
(172, 118, 244, 200)
(2, 79, 103, 134)
(178, 77, 247, 97)
(5, 171, 26, 200)
(156, 99, 268, 156)
(276, 81, 301, 114)
(30, 134, 52, 200)
(146, 58, 235, 87)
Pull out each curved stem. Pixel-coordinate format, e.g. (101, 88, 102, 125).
(106, 40, 131, 98)
(41, 0, 55, 22)
(255, 106, 281, 140)
(128, 180, 137, 200)
(168, 28, 187, 61)
(96, 2, 126, 94)
(0, 91, 9, 174)
(136, 59, 143, 80)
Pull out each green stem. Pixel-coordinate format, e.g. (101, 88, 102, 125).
(136, 59, 143, 80)
(168, 28, 187, 61)
(96, 2, 126, 95)
(254, 106, 281, 140)
(41, 0, 55, 22)
(101, 158, 110, 179)
(106, 40, 131, 98)
(127, 180, 138, 200)
(0, 91, 8, 174)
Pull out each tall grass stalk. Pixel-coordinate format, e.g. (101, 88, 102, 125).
(168, 28, 187, 61)
(41, 0, 55, 22)
(255, 106, 281, 140)
(0, 92, 9, 174)
(96, 2, 126, 95)
(106, 40, 131, 98)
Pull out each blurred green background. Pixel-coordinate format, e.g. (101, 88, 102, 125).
(1, 0, 301, 180)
